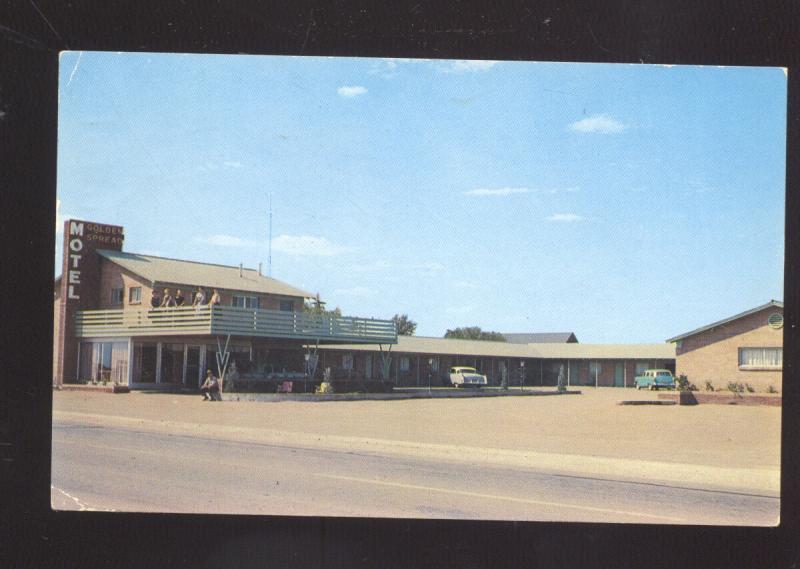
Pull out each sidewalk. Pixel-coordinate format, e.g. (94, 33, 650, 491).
(52, 388, 782, 494)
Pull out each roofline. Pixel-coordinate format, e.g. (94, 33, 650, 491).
(97, 249, 263, 273)
(97, 249, 315, 298)
(666, 300, 784, 342)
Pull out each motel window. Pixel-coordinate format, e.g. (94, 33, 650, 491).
(342, 354, 353, 370)
(129, 287, 142, 304)
(739, 348, 782, 369)
(280, 300, 295, 312)
(430, 357, 439, 372)
(400, 356, 410, 372)
(232, 295, 259, 309)
(635, 362, 649, 376)
(78, 341, 128, 383)
(111, 287, 124, 305)
(589, 362, 602, 377)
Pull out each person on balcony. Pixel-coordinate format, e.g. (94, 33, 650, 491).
(161, 288, 177, 308)
(150, 290, 161, 309)
(210, 289, 221, 307)
(192, 287, 207, 308)
(174, 289, 186, 307)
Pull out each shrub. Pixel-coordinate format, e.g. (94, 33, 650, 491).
(676, 374, 691, 391)
(745, 383, 755, 393)
(704, 380, 714, 392)
(726, 381, 745, 397)
(767, 385, 779, 394)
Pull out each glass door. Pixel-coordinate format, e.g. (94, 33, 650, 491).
(185, 346, 201, 388)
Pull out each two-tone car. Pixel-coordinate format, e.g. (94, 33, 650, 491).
(449, 366, 488, 388)
(634, 369, 676, 390)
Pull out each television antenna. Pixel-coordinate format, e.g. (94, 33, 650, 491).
(268, 193, 273, 277)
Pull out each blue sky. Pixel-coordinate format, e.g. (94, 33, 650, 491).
(56, 53, 787, 343)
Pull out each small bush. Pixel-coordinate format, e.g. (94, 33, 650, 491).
(676, 374, 691, 391)
(745, 383, 755, 393)
(704, 380, 714, 392)
(767, 385, 779, 394)
(727, 381, 745, 397)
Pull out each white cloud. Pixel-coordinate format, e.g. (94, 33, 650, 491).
(272, 234, 350, 256)
(223, 161, 243, 169)
(337, 85, 367, 97)
(466, 187, 577, 196)
(569, 114, 628, 134)
(333, 286, 375, 297)
(547, 213, 584, 222)
(466, 187, 530, 196)
(441, 60, 499, 73)
(349, 260, 444, 273)
(195, 234, 258, 247)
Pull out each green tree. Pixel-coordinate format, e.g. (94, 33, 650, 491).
(444, 326, 507, 342)
(391, 313, 417, 336)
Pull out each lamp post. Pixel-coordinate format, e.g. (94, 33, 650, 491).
(520, 360, 525, 391)
(428, 358, 433, 396)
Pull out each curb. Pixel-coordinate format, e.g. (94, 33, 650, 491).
(222, 389, 582, 402)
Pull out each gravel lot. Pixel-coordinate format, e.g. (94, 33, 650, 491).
(53, 387, 781, 471)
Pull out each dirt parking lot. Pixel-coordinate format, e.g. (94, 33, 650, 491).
(53, 387, 781, 471)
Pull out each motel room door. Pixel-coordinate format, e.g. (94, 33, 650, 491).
(365, 355, 373, 379)
(614, 362, 624, 387)
(185, 346, 202, 389)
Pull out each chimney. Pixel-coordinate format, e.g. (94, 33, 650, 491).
(258, 262, 262, 276)
(239, 263, 243, 277)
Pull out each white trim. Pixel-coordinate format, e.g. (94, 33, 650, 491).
(126, 338, 133, 387)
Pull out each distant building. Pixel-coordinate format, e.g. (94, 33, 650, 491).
(316, 335, 675, 388)
(667, 300, 784, 392)
(503, 332, 578, 344)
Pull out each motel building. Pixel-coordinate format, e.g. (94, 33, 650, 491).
(53, 219, 679, 392)
(53, 219, 397, 390)
(315, 335, 675, 389)
(667, 300, 784, 393)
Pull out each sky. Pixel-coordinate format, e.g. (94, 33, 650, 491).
(56, 53, 787, 343)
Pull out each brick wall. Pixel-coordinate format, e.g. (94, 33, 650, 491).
(675, 307, 783, 392)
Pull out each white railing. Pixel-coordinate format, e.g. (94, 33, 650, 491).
(74, 305, 397, 343)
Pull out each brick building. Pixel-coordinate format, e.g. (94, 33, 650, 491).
(53, 219, 397, 389)
(667, 300, 784, 392)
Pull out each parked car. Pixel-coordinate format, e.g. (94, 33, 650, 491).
(634, 369, 676, 390)
(449, 366, 488, 388)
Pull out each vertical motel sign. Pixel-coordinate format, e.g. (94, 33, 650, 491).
(55, 219, 124, 385)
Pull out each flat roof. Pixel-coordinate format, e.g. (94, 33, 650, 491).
(319, 335, 675, 360)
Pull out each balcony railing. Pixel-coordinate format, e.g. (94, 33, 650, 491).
(74, 306, 397, 344)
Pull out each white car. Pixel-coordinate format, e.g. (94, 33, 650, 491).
(449, 366, 488, 388)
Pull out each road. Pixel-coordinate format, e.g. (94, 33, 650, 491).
(51, 421, 779, 525)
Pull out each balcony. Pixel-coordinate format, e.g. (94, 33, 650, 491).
(74, 306, 397, 344)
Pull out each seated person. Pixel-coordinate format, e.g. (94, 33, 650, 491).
(200, 369, 220, 401)
(150, 290, 161, 308)
(174, 289, 186, 307)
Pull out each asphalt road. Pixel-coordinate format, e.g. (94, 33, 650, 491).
(51, 421, 779, 525)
